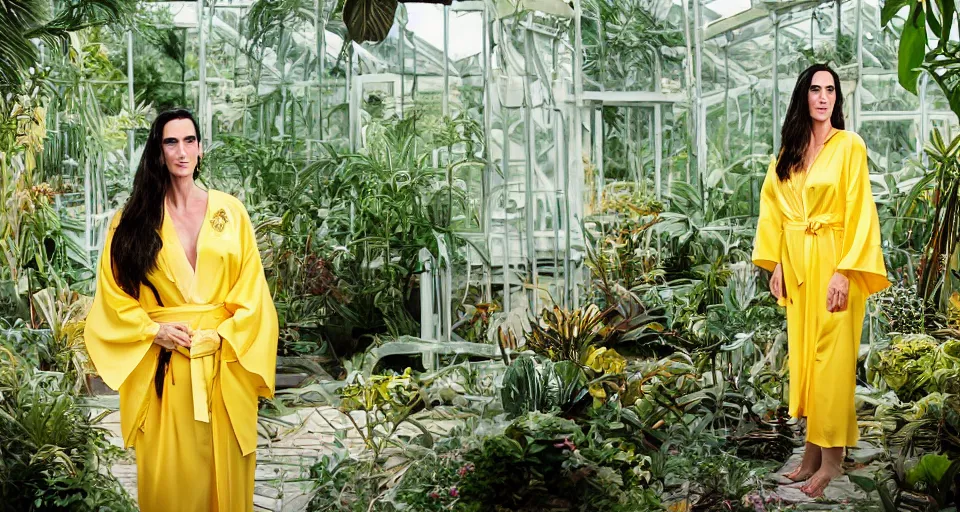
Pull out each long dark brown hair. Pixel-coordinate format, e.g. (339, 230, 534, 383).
(110, 109, 202, 300)
(776, 64, 845, 181)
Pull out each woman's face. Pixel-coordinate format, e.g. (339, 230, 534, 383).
(808, 71, 837, 124)
(160, 118, 202, 179)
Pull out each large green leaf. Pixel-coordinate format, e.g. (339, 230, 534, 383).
(927, 0, 943, 35)
(342, 0, 398, 44)
(882, 0, 913, 26)
(938, 0, 956, 51)
(898, 1, 927, 94)
(906, 453, 953, 487)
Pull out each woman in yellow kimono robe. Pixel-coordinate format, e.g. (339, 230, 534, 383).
(753, 65, 889, 497)
(84, 109, 278, 512)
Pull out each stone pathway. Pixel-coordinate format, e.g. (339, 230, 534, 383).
(98, 400, 456, 512)
(763, 441, 889, 510)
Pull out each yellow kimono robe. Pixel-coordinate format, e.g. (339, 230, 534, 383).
(753, 129, 889, 448)
(84, 190, 278, 512)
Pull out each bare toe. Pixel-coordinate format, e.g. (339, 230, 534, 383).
(801, 466, 842, 498)
(784, 467, 814, 482)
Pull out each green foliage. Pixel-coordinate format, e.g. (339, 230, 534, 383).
(905, 453, 960, 508)
(338, 368, 425, 459)
(0, 345, 136, 511)
(914, 130, 960, 310)
(0, 0, 136, 95)
(884, 0, 960, 116)
(872, 334, 960, 401)
(456, 412, 662, 512)
(875, 284, 931, 335)
(500, 355, 588, 417)
(660, 431, 770, 510)
(526, 304, 609, 363)
(307, 450, 380, 512)
(303, 114, 479, 344)
(387, 444, 465, 511)
(581, 0, 683, 91)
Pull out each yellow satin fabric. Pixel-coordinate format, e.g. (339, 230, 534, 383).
(149, 304, 228, 424)
(753, 130, 890, 448)
(84, 190, 278, 512)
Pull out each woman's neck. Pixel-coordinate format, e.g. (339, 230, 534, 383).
(811, 120, 834, 146)
(166, 177, 197, 210)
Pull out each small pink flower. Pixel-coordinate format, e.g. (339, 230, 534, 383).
(458, 463, 475, 476)
(428, 491, 439, 499)
(553, 437, 576, 451)
(449, 487, 459, 497)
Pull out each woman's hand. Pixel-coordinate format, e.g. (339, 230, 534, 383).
(154, 323, 193, 350)
(826, 272, 849, 312)
(769, 263, 786, 301)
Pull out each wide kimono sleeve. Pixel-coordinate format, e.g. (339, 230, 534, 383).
(752, 158, 784, 273)
(84, 212, 161, 390)
(216, 202, 278, 399)
(836, 134, 890, 295)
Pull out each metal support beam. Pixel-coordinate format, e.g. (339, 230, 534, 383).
(772, 12, 781, 155)
(919, 73, 929, 157)
(523, 13, 538, 312)
(579, 90, 686, 105)
(399, 26, 405, 117)
(315, 0, 325, 139)
(573, 0, 583, 107)
(681, 0, 694, 187)
(482, 2, 493, 303)
(853, 0, 863, 130)
(693, 0, 706, 199)
(127, 30, 135, 172)
(346, 44, 354, 150)
(654, 54, 662, 200)
(198, 0, 208, 138)
(443, 6, 450, 117)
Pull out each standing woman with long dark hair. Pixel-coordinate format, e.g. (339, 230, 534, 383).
(84, 109, 278, 511)
(753, 64, 889, 497)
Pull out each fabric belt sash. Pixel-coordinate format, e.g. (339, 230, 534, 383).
(783, 215, 842, 287)
(146, 303, 230, 423)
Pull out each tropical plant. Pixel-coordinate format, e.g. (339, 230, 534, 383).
(580, 0, 684, 91)
(336, 368, 426, 460)
(871, 334, 960, 401)
(457, 412, 662, 512)
(0, 0, 136, 94)
(0, 345, 136, 511)
(908, 130, 960, 309)
(874, 283, 936, 335)
(526, 304, 608, 364)
(499, 355, 588, 417)
(298, 114, 481, 344)
(883, 0, 960, 116)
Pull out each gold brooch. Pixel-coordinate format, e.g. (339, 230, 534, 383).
(210, 209, 228, 232)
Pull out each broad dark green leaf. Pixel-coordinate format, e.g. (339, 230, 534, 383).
(342, 0, 397, 44)
(898, 1, 927, 94)
(928, 0, 943, 34)
(939, 0, 956, 50)
(882, 0, 914, 26)
(846, 473, 878, 492)
(927, 70, 960, 119)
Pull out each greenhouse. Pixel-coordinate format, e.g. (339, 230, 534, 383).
(1, 0, 959, 509)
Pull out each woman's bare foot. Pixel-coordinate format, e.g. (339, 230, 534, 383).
(783, 442, 821, 482)
(801, 463, 843, 497)
(801, 447, 844, 498)
(784, 465, 815, 482)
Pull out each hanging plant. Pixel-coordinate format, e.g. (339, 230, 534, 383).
(342, 0, 454, 44)
(342, 0, 398, 43)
